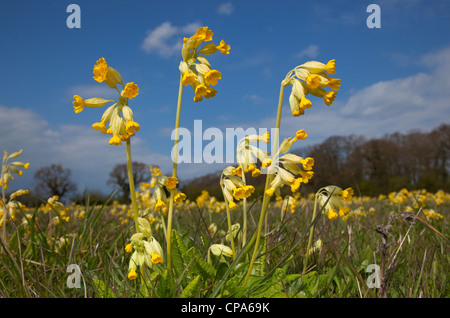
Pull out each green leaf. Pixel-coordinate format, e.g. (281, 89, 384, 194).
(171, 229, 187, 277)
(186, 247, 217, 279)
(180, 274, 202, 298)
(156, 269, 175, 298)
(92, 279, 115, 298)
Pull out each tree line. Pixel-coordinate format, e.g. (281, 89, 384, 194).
(14, 123, 449, 206)
(295, 123, 450, 196)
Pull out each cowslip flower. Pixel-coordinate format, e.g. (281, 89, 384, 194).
(148, 170, 186, 212)
(179, 26, 230, 102)
(236, 131, 271, 173)
(220, 167, 255, 209)
(283, 59, 341, 116)
(316, 185, 353, 220)
(73, 58, 141, 146)
(1, 150, 29, 190)
(126, 217, 164, 279)
(264, 130, 314, 197)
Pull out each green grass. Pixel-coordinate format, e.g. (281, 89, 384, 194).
(0, 192, 448, 298)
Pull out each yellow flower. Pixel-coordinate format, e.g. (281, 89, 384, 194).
(193, 26, 213, 43)
(73, 95, 86, 113)
(341, 187, 354, 202)
(228, 200, 237, 209)
(232, 187, 245, 201)
(194, 83, 208, 96)
(128, 268, 138, 280)
(324, 91, 337, 106)
(327, 78, 341, 91)
(306, 74, 322, 89)
(180, 26, 229, 103)
(92, 122, 107, 134)
(125, 244, 133, 253)
(109, 134, 123, 146)
(165, 176, 178, 190)
(290, 178, 302, 193)
(262, 158, 272, 168)
(125, 120, 140, 135)
(217, 40, 230, 55)
(123, 82, 139, 99)
(204, 70, 222, 86)
(155, 199, 166, 210)
(210, 244, 233, 258)
(294, 129, 308, 141)
(301, 59, 336, 75)
(182, 71, 197, 86)
(328, 209, 338, 220)
(151, 253, 164, 264)
(92, 57, 123, 88)
(300, 157, 314, 170)
(93, 57, 108, 83)
(174, 192, 186, 204)
(251, 168, 261, 177)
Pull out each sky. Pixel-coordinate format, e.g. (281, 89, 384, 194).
(1, 0, 450, 197)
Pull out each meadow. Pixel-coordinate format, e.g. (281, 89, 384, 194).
(1, 26, 448, 299)
(0, 186, 448, 298)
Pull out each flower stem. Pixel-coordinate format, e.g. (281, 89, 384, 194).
(166, 74, 184, 270)
(224, 197, 236, 260)
(302, 192, 319, 275)
(126, 140, 140, 233)
(243, 83, 285, 286)
(241, 164, 247, 248)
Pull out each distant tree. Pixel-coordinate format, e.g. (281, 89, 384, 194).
(33, 164, 77, 201)
(107, 162, 150, 202)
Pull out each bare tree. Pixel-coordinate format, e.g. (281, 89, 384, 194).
(107, 162, 151, 202)
(34, 164, 77, 200)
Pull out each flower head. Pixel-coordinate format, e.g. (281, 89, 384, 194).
(123, 82, 139, 99)
(73, 58, 141, 146)
(284, 59, 341, 116)
(179, 26, 229, 102)
(265, 130, 314, 197)
(317, 185, 353, 220)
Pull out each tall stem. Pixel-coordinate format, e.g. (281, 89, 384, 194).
(224, 197, 236, 260)
(243, 83, 285, 286)
(166, 74, 184, 270)
(126, 140, 140, 233)
(302, 193, 319, 275)
(241, 165, 247, 248)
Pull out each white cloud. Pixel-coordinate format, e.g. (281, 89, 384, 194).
(218, 2, 234, 15)
(296, 44, 319, 59)
(236, 46, 450, 146)
(67, 85, 118, 99)
(141, 21, 201, 57)
(243, 94, 263, 104)
(0, 105, 172, 194)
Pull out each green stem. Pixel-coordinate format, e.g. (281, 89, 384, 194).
(243, 83, 285, 286)
(241, 164, 247, 248)
(166, 74, 184, 270)
(302, 192, 319, 275)
(126, 140, 140, 233)
(224, 196, 236, 260)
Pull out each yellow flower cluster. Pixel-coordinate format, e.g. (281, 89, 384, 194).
(221, 168, 255, 209)
(125, 217, 164, 280)
(145, 166, 186, 214)
(283, 59, 340, 116)
(317, 185, 354, 220)
(73, 58, 141, 146)
(265, 130, 315, 197)
(1, 149, 29, 190)
(179, 26, 230, 102)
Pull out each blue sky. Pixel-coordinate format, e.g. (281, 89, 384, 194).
(1, 0, 450, 196)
